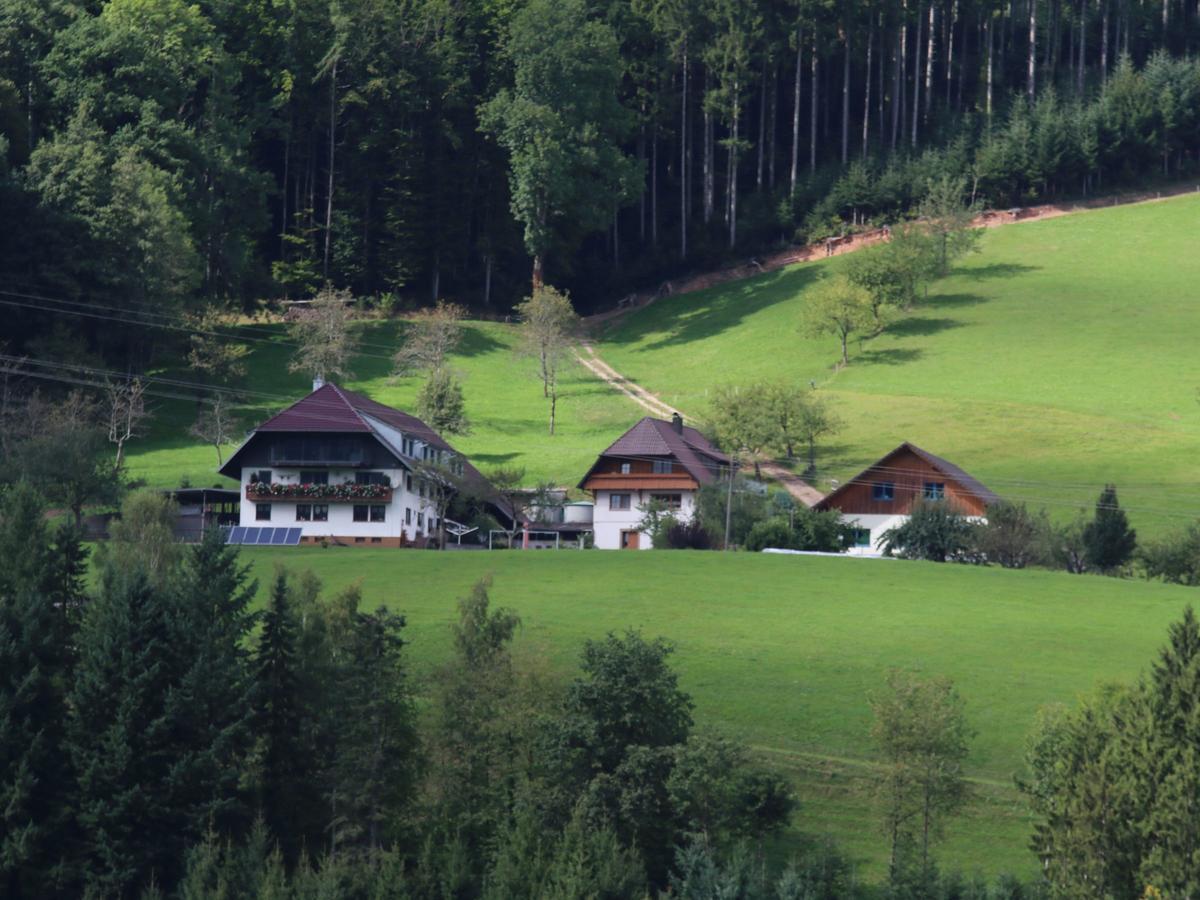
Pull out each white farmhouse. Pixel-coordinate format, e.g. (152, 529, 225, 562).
(219, 383, 494, 547)
(578, 414, 730, 549)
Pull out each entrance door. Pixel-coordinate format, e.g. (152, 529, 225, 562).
(620, 529, 640, 550)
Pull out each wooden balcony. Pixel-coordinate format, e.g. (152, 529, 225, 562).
(245, 484, 393, 503)
(581, 472, 698, 492)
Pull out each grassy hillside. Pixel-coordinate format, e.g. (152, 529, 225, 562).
(128, 194, 1200, 537)
(232, 546, 1191, 879)
(600, 194, 1200, 536)
(126, 320, 634, 490)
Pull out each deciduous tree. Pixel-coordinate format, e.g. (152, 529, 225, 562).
(287, 285, 358, 386)
(801, 274, 875, 366)
(514, 286, 579, 435)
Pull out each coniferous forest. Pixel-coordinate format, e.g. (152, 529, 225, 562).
(4, 0, 1200, 363)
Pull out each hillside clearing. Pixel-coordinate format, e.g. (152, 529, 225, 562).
(598, 193, 1200, 536)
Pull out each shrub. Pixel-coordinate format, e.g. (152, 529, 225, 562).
(882, 501, 976, 562)
(1140, 522, 1200, 585)
(745, 519, 796, 552)
(665, 519, 714, 550)
(973, 502, 1049, 568)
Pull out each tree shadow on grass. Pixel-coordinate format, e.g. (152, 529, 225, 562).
(956, 262, 1039, 281)
(607, 266, 823, 352)
(886, 317, 963, 338)
(926, 292, 988, 309)
(470, 452, 521, 466)
(855, 347, 925, 367)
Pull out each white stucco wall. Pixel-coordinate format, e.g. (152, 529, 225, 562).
(840, 513, 909, 556)
(839, 512, 988, 556)
(238, 466, 439, 542)
(592, 488, 697, 550)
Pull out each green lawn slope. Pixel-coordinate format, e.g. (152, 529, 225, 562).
(600, 193, 1200, 536)
(126, 320, 634, 490)
(231, 546, 1194, 879)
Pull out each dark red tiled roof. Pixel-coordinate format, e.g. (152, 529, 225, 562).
(254, 383, 372, 432)
(580, 416, 730, 487)
(219, 383, 488, 493)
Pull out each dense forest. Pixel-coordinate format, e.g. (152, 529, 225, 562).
(3, 0, 1200, 364)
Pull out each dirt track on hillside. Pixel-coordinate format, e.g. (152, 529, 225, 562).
(575, 343, 825, 507)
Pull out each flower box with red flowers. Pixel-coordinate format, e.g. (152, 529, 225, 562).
(246, 482, 392, 502)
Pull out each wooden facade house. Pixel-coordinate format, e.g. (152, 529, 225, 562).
(816, 442, 1000, 555)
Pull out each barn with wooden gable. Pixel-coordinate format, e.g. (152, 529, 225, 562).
(816, 442, 1001, 555)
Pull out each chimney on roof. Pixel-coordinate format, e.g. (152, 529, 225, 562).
(312, 376, 325, 392)
(671, 412, 683, 434)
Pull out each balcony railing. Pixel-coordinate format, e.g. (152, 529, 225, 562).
(246, 482, 393, 502)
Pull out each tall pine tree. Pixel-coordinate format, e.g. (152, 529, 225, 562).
(0, 484, 80, 898)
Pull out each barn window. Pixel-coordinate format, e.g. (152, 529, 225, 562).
(871, 482, 895, 502)
(924, 482, 946, 501)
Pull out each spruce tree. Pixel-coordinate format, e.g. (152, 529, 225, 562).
(68, 567, 186, 896)
(1082, 484, 1137, 574)
(326, 598, 419, 855)
(253, 568, 316, 863)
(168, 529, 257, 836)
(0, 484, 78, 898)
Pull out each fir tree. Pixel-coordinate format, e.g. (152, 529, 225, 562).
(416, 367, 471, 436)
(0, 484, 78, 898)
(68, 567, 187, 896)
(252, 568, 315, 864)
(1082, 484, 1137, 574)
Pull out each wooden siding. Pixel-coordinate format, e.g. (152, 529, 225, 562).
(821, 447, 990, 517)
(582, 473, 699, 492)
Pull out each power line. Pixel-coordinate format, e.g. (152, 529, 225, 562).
(0, 286, 407, 355)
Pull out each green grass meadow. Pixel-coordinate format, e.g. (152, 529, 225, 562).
(127, 320, 634, 490)
(131, 192, 1200, 536)
(234, 546, 1193, 879)
(601, 193, 1200, 535)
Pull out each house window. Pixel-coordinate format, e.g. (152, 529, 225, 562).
(356, 471, 388, 485)
(251, 470, 272, 485)
(369, 504, 386, 522)
(852, 527, 872, 548)
(619, 462, 632, 474)
(353, 505, 369, 522)
(649, 492, 682, 511)
(871, 482, 895, 502)
(371, 537, 381, 544)
(924, 482, 946, 501)
(652, 460, 674, 474)
(402, 437, 414, 456)
(406, 473, 414, 492)
(610, 493, 632, 510)
(355, 537, 365, 543)
(300, 470, 328, 485)
(296, 504, 312, 521)
(405, 508, 412, 524)
(255, 503, 272, 521)
(417, 512, 424, 528)
(312, 504, 328, 522)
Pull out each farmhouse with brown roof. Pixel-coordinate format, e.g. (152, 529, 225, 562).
(816, 442, 1001, 555)
(218, 382, 494, 547)
(578, 414, 730, 549)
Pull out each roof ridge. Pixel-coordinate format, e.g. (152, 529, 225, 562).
(327, 383, 372, 430)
